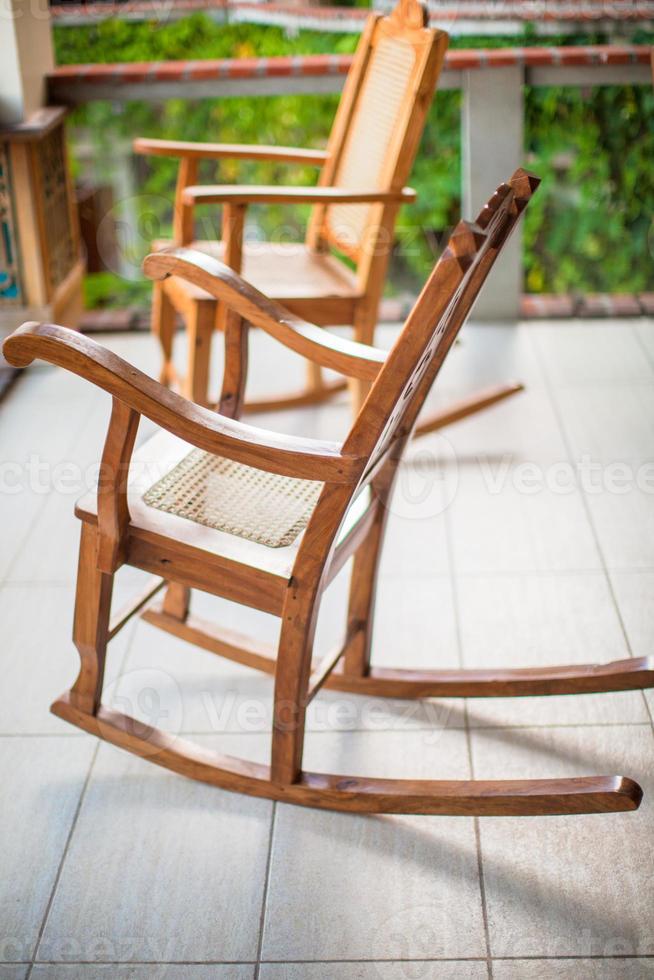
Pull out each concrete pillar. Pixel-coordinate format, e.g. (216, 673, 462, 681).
(462, 65, 524, 321)
(0, 0, 55, 124)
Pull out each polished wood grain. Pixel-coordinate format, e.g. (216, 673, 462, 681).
(182, 185, 417, 206)
(134, 137, 329, 165)
(143, 605, 654, 699)
(51, 695, 643, 816)
(6, 167, 650, 816)
(96, 398, 140, 574)
(139, 0, 452, 413)
(4, 321, 363, 484)
(144, 248, 387, 382)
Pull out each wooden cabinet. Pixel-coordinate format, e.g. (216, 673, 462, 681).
(0, 106, 83, 336)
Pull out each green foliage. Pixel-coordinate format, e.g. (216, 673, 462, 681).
(524, 84, 654, 293)
(54, 16, 654, 305)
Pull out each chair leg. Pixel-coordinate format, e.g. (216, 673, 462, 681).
(152, 281, 177, 387)
(306, 360, 326, 397)
(68, 522, 114, 715)
(184, 301, 215, 406)
(271, 587, 320, 785)
(343, 503, 388, 678)
(162, 583, 191, 623)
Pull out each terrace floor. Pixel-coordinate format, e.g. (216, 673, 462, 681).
(1, 315, 654, 979)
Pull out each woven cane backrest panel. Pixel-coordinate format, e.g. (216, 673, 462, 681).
(325, 34, 417, 255)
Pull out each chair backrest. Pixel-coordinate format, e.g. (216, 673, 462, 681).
(342, 169, 540, 480)
(306, 0, 448, 272)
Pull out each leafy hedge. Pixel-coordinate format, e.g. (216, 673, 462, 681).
(54, 16, 654, 306)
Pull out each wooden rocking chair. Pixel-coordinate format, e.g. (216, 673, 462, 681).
(134, 0, 522, 432)
(4, 168, 652, 816)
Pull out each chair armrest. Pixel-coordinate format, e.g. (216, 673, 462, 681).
(182, 184, 417, 206)
(2, 323, 364, 485)
(144, 248, 387, 383)
(133, 137, 328, 166)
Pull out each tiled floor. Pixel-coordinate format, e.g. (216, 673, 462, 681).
(1, 317, 654, 979)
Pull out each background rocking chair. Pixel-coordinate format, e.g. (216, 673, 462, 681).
(4, 168, 652, 816)
(134, 0, 522, 432)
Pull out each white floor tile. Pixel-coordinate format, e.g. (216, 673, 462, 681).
(442, 390, 570, 466)
(609, 569, 654, 722)
(472, 725, 654, 959)
(262, 730, 486, 962)
(457, 572, 648, 727)
(555, 384, 654, 463)
(38, 736, 272, 963)
(0, 583, 134, 735)
(30, 967, 254, 980)
(448, 460, 602, 573)
(584, 481, 654, 569)
(260, 962, 488, 980)
(0, 736, 95, 961)
(531, 321, 653, 386)
(493, 959, 654, 980)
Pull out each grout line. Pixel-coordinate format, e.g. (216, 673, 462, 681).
(0, 396, 97, 590)
(26, 741, 100, 978)
(4, 720, 653, 741)
(253, 801, 277, 980)
(443, 501, 493, 980)
(6, 954, 654, 966)
(629, 320, 654, 375)
(26, 613, 139, 975)
(527, 327, 654, 740)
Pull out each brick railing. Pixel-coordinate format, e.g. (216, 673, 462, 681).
(49, 43, 653, 319)
(47, 44, 652, 101)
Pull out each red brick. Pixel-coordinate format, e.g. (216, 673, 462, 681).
(579, 294, 615, 317)
(610, 294, 643, 316)
(226, 58, 264, 79)
(638, 293, 654, 315)
(187, 60, 224, 81)
(522, 47, 556, 67)
(446, 50, 483, 71)
(152, 62, 189, 81)
(521, 294, 576, 319)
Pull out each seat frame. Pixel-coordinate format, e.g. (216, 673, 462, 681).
(4, 168, 651, 817)
(134, 0, 522, 430)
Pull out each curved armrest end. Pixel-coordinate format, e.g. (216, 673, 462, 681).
(3, 322, 42, 367)
(144, 248, 386, 382)
(2, 321, 363, 484)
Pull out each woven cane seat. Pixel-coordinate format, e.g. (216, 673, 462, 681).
(143, 448, 323, 549)
(152, 240, 359, 304)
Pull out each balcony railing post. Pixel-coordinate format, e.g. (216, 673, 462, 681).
(462, 64, 525, 321)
